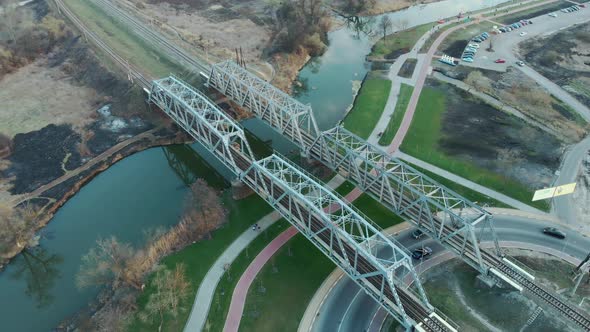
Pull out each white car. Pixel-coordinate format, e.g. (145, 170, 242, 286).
(549, 13, 557, 18)
(519, 32, 527, 36)
(468, 43, 480, 49)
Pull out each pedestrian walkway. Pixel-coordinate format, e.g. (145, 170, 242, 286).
(386, 0, 559, 153)
(183, 174, 345, 332)
(222, 179, 362, 332)
(394, 151, 543, 213)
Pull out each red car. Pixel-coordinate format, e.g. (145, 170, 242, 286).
(495, 59, 506, 63)
(437, 19, 446, 24)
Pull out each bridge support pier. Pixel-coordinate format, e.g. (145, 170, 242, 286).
(231, 178, 253, 200)
(476, 273, 497, 289)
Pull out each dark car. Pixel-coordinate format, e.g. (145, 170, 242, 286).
(412, 247, 433, 260)
(543, 227, 566, 239)
(412, 229, 425, 239)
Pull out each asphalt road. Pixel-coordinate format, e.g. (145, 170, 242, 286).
(311, 214, 590, 332)
(467, 6, 590, 121)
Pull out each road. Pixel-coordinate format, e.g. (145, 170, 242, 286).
(309, 213, 590, 332)
(386, 0, 560, 153)
(467, 6, 590, 121)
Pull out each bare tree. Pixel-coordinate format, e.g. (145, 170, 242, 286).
(140, 264, 190, 332)
(378, 16, 393, 38)
(76, 236, 143, 290)
(183, 179, 227, 240)
(0, 203, 38, 254)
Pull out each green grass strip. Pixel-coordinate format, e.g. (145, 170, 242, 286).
(400, 87, 548, 211)
(378, 83, 414, 146)
(343, 78, 392, 139)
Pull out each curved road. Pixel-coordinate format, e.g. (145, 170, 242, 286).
(309, 213, 590, 332)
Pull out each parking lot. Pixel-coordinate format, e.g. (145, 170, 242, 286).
(461, 4, 590, 72)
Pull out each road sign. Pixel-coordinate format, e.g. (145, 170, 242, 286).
(532, 183, 576, 201)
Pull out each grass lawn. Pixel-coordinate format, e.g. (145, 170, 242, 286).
(370, 23, 432, 59)
(419, 22, 461, 53)
(493, 1, 571, 24)
(405, 163, 509, 208)
(378, 83, 414, 146)
(343, 78, 392, 139)
(202, 180, 404, 332)
(400, 87, 548, 211)
(63, 0, 186, 78)
(127, 193, 274, 332)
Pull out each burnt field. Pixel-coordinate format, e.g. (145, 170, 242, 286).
(435, 80, 563, 189)
(521, 22, 590, 107)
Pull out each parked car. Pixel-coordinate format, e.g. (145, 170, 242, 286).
(516, 60, 525, 66)
(580, 4, 586, 8)
(542, 227, 566, 239)
(468, 43, 480, 48)
(465, 47, 478, 52)
(495, 59, 506, 63)
(462, 57, 474, 63)
(549, 12, 558, 17)
(411, 229, 425, 240)
(519, 31, 527, 36)
(412, 247, 433, 260)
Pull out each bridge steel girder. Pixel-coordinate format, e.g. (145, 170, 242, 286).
(148, 77, 445, 331)
(313, 126, 502, 274)
(241, 154, 431, 329)
(150, 76, 255, 175)
(208, 60, 321, 151)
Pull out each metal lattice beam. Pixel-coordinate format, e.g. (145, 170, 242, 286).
(241, 154, 432, 328)
(208, 61, 320, 149)
(312, 126, 501, 274)
(150, 76, 255, 175)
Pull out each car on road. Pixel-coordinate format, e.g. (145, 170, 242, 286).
(549, 12, 558, 17)
(412, 247, 433, 260)
(519, 31, 527, 36)
(412, 229, 425, 240)
(516, 60, 525, 66)
(495, 59, 506, 63)
(542, 227, 566, 239)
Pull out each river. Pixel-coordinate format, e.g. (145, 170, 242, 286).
(0, 1, 512, 330)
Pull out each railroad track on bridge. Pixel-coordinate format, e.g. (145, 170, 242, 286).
(55, 0, 590, 329)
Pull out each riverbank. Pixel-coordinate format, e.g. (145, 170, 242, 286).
(0, 125, 189, 270)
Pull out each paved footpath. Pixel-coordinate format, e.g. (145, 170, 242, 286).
(387, 0, 559, 153)
(184, 175, 345, 332)
(394, 151, 543, 213)
(222, 180, 362, 332)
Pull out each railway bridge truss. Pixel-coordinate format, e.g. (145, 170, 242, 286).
(149, 76, 457, 332)
(207, 60, 590, 331)
(58, 0, 590, 328)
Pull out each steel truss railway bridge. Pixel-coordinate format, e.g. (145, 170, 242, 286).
(62, 0, 590, 329)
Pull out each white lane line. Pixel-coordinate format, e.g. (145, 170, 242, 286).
(308, 273, 345, 332)
(337, 287, 364, 332)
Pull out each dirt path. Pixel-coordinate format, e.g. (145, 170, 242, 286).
(10, 127, 162, 207)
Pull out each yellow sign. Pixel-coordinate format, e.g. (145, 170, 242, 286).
(532, 183, 576, 201)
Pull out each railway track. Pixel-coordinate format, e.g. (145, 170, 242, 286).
(54, 0, 150, 88)
(264, 114, 590, 331)
(56, 0, 590, 328)
(90, 0, 209, 73)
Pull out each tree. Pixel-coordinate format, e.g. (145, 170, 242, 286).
(0, 203, 38, 255)
(182, 179, 227, 240)
(76, 236, 142, 290)
(140, 264, 190, 332)
(378, 16, 393, 38)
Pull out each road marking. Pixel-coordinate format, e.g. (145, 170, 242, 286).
(337, 287, 364, 332)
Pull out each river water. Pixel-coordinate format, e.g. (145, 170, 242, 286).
(0, 1, 512, 330)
